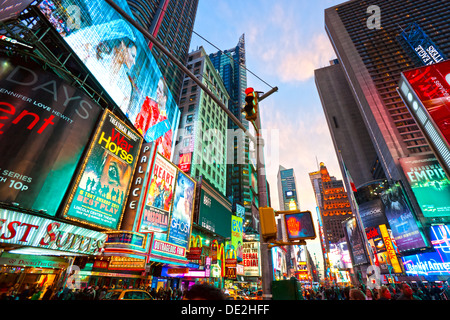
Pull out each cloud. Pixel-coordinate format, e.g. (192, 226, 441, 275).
(245, 3, 336, 83)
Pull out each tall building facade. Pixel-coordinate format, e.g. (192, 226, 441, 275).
(173, 46, 229, 195)
(310, 163, 352, 250)
(324, 0, 450, 228)
(209, 35, 252, 214)
(277, 166, 299, 211)
(127, 0, 199, 101)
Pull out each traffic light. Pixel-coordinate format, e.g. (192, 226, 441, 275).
(242, 87, 258, 121)
(259, 206, 277, 241)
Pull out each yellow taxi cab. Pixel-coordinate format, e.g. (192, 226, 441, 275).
(103, 289, 154, 300)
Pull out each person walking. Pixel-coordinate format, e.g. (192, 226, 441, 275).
(397, 283, 418, 300)
(349, 288, 366, 300)
(378, 286, 392, 300)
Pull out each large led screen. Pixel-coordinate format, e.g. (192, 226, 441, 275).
(402, 225, 450, 278)
(399, 155, 450, 218)
(63, 110, 142, 230)
(0, 55, 101, 215)
(38, 0, 180, 159)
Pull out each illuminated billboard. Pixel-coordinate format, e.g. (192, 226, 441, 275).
(231, 216, 243, 262)
(402, 225, 450, 277)
(380, 182, 429, 252)
(139, 153, 177, 233)
(38, 0, 180, 159)
(399, 155, 450, 218)
(63, 110, 142, 230)
(398, 60, 450, 176)
(167, 171, 196, 251)
(283, 210, 316, 241)
(0, 55, 101, 215)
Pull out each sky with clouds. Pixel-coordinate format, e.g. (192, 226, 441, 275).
(189, 0, 347, 272)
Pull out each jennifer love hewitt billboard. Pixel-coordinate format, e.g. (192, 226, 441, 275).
(62, 109, 142, 230)
(0, 55, 101, 214)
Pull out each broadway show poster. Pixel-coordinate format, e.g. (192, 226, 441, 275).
(38, 0, 180, 159)
(167, 171, 196, 251)
(399, 155, 450, 218)
(231, 215, 243, 263)
(0, 55, 101, 215)
(63, 110, 142, 230)
(380, 181, 428, 253)
(139, 153, 177, 233)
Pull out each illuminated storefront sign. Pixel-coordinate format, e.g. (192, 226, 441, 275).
(63, 110, 142, 230)
(0, 252, 69, 269)
(399, 155, 450, 218)
(39, 0, 180, 159)
(0, 209, 106, 255)
(105, 231, 147, 251)
(152, 239, 185, 258)
(0, 55, 101, 215)
(398, 60, 450, 176)
(178, 153, 192, 173)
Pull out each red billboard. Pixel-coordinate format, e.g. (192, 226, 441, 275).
(402, 60, 450, 146)
(0, 55, 101, 215)
(399, 60, 450, 176)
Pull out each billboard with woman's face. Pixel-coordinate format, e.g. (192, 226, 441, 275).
(38, 0, 180, 159)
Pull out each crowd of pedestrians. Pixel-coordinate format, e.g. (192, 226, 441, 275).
(302, 282, 450, 300)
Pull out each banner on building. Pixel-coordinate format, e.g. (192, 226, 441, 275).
(63, 110, 142, 230)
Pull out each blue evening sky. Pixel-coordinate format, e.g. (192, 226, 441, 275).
(189, 0, 351, 270)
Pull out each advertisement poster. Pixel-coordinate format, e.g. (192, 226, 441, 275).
(231, 216, 243, 262)
(344, 218, 368, 266)
(380, 182, 428, 252)
(63, 110, 142, 230)
(242, 242, 261, 277)
(402, 225, 450, 277)
(0, 55, 101, 215)
(39, 0, 180, 159)
(139, 153, 177, 233)
(167, 171, 196, 251)
(399, 155, 450, 218)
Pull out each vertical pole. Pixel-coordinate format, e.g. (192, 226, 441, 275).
(255, 92, 273, 300)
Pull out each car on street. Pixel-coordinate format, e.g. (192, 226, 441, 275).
(102, 289, 154, 300)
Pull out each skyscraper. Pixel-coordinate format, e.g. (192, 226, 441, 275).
(209, 35, 252, 214)
(173, 46, 229, 195)
(310, 163, 352, 249)
(277, 166, 299, 211)
(127, 0, 199, 101)
(324, 0, 450, 228)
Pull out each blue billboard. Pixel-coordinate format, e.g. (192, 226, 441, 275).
(38, 0, 180, 159)
(402, 225, 450, 278)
